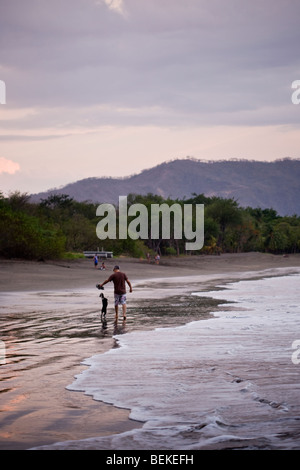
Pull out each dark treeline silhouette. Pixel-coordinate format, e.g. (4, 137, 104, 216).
(1, 191, 300, 260)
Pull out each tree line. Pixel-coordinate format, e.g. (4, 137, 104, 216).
(0, 191, 300, 260)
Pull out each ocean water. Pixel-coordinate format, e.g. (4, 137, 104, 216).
(40, 272, 300, 450)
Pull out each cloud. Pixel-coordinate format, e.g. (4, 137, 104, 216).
(0, 0, 300, 195)
(0, 157, 20, 175)
(101, 0, 126, 15)
(1, 0, 299, 129)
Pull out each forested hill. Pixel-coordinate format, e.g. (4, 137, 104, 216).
(31, 158, 300, 216)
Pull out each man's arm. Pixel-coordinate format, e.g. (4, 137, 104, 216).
(126, 278, 133, 292)
(100, 276, 112, 288)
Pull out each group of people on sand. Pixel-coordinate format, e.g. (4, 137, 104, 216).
(93, 254, 106, 270)
(146, 252, 160, 264)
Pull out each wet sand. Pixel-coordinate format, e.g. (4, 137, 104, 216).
(1, 252, 300, 450)
(1, 251, 300, 293)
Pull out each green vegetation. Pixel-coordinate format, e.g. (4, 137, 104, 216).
(1, 191, 300, 260)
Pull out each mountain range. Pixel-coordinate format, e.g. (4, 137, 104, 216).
(31, 158, 300, 216)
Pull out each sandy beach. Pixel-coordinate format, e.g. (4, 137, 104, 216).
(2, 251, 300, 293)
(1, 252, 300, 450)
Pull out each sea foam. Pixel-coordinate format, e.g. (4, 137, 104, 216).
(38, 272, 300, 450)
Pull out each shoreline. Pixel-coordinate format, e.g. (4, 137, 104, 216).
(1, 251, 300, 293)
(1, 252, 300, 450)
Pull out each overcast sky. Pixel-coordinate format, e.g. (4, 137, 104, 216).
(0, 0, 300, 195)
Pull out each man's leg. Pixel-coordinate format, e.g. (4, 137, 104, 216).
(114, 295, 127, 321)
(122, 303, 127, 320)
(114, 294, 119, 321)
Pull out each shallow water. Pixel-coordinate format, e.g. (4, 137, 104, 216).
(0, 281, 219, 449)
(1, 269, 300, 450)
(0, 289, 117, 449)
(36, 272, 300, 450)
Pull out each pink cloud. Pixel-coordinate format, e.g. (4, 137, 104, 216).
(0, 157, 20, 175)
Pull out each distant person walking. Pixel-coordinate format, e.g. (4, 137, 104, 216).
(99, 265, 132, 321)
(93, 254, 98, 268)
